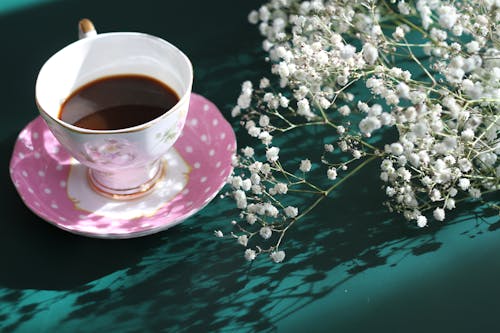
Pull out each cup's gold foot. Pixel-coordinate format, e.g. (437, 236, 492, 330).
(87, 161, 166, 200)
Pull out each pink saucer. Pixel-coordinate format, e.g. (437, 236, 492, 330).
(9, 93, 236, 238)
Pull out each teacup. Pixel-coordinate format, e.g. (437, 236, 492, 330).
(35, 20, 193, 199)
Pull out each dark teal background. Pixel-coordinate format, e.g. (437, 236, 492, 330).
(1, 1, 499, 332)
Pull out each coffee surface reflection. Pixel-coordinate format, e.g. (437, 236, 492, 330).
(59, 74, 179, 130)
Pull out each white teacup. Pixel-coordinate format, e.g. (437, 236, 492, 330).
(35, 22, 193, 199)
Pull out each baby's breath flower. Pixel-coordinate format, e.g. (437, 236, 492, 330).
(458, 158, 473, 172)
(466, 41, 480, 54)
(363, 43, 379, 65)
(340, 44, 356, 59)
(266, 146, 280, 162)
(246, 214, 257, 225)
(244, 248, 257, 261)
(261, 163, 272, 175)
(417, 215, 428, 228)
(248, 126, 261, 137)
(264, 203, 279, 217)
(461, 129, 475, 141)
(393, 26, 406, 40)
(445, 198, 456, 210)
(398, 1, 411, 15)
(438, 5, 458, 30)
(299, 159, 312, 172)
(222, 0, 500, 263)
(260, 226, 272, 240)
(352, 150, 362, 159)
(430, 189, 442, 202)
(248, 161, 262, 173)
(259, 77, 270, 88)
(242, 146, 255, 158)
(250, 173, 261, 185)
(297, 98, 315, 119)
(259, 115, 270, 127)
(433, 208, 446, 221)
(359, 116, 381, 136)
(390, 143, 404, 156)
(338, 105, 351, 116)
(284, 206, 299, 218)
(231, 106, 241, 118)
(237, 83, 253, 109)
(458, 178, 471, 190)
(318, 97, 331, 109)
(248, 10, 259, 24)
(324, 144, 334, 153)
(386, 186, 396, 197)
(234, 190, 247, 209)
(338, 140, 348, 152)
(259, 131, 273, 145)
(231, 176, 243, 189)
(238, 235, 249, 247)
(241, 179, 252, 191)
(469, 188, 482, 198)
(270, 250, 286, 263)
(279, 95, 290, 107)
(327, 168, 337, 180)
(273, 183, 288, 194)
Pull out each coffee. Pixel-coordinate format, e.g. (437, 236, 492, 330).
(59, 74, 179, 130)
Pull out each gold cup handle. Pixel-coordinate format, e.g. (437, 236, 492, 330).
(78, 18, 97, 39)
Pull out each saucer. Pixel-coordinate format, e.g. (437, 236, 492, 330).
(9, 93, 236, 238)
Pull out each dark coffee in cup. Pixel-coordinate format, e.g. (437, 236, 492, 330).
(59, 74, 179, 130)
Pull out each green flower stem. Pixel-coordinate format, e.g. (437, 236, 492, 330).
(273, 120, 332, 133)
(274, 161, 327, 193)
(402, 36, 437, 86)
(262, 190, 286, 210)
(397, 17, 428, 36)
(351, 136, 380, 153)
(269, 109, 296, 127)
(286, 188, 324, 195)
(274, 155, 378, 250)
(467, 98, 500, 105)
(323, 155, 379, 196)
(274, 160, 293, 184)
(467, 114, 500, 159)
(465, 175, 498, 180)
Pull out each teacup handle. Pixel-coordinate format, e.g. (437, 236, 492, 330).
(78, 18, 97, 39)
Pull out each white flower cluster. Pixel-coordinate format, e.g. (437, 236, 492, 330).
(221, 0, 499, 262)
(221, 162, 301, 262)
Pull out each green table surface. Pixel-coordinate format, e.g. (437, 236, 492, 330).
(1, 1, 499, 332)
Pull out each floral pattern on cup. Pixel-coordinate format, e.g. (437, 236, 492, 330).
(155, 110, 187, 146)
(156, 128, 178, 145)
(83, 139, 136, 166)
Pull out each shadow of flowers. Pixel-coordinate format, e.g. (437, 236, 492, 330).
(1, 151, 497, 332)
